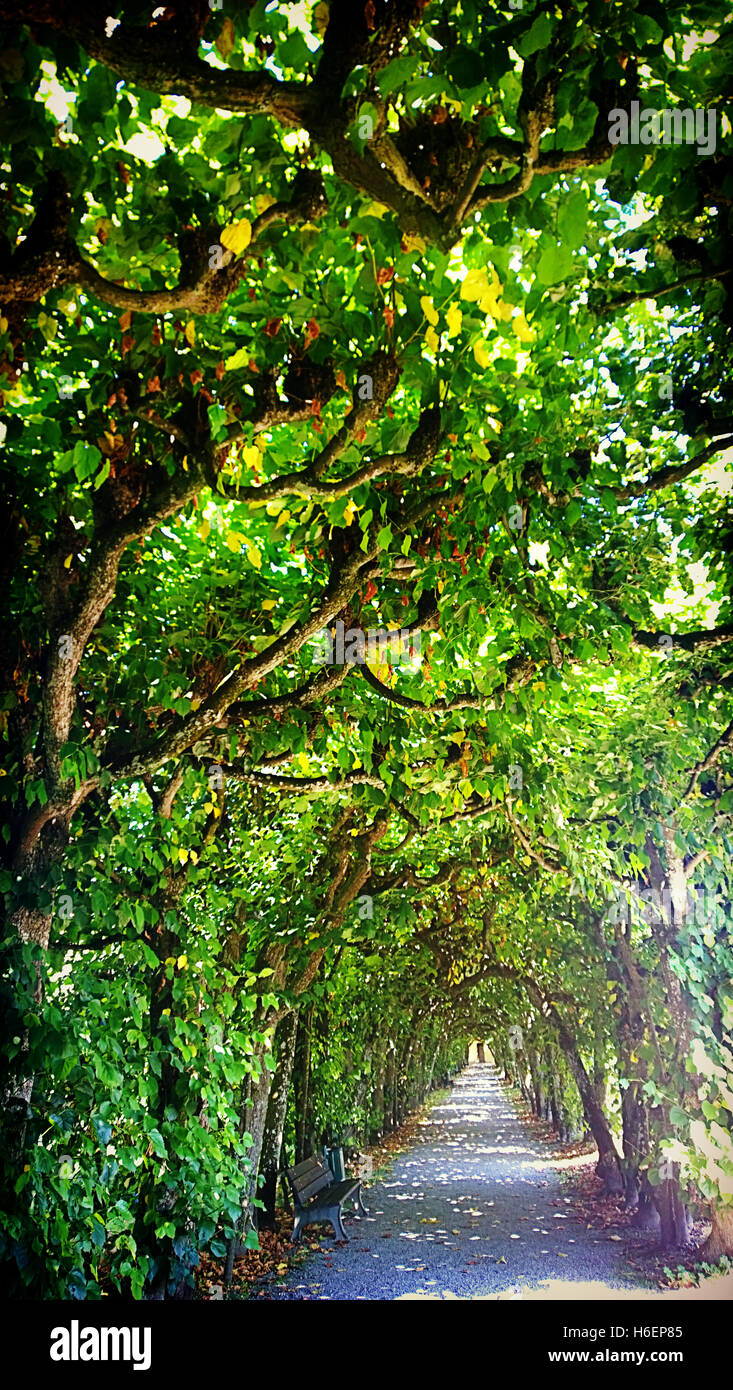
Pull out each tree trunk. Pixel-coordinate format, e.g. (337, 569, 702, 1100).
(653, 1169, 691, 1249)
(701, 1203, 733, 1261)
(371, 1049, 385, 1143)
(551, 1008, 624, 1193)
(529, 1047, 544, 1117)
(259, 1009, 298, 1230)
(224, 1043, 275, 1283)
(383, 1048, 395, 1131)
(633, 1172, 661, 1233)
(293, 1003, 314, 1164)
(546, 1048, 563, 1135)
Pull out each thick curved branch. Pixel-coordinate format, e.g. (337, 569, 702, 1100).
(42, 456, 208, 789)
(633, 623, 733, 654)
(614, 436, 733, 501)
(222, 768, 383, 794)
(681, 716, 733, 803)
(503, 801, 564, 874)
(597, 267, 733, 317)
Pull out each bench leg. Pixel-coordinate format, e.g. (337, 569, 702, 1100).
(292, 1211, 304, 1244)
(356, 1186, 369, 1217)
(332, 1209, 348, 1242)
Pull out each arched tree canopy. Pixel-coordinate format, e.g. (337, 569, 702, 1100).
(1, 0, 732, 1298)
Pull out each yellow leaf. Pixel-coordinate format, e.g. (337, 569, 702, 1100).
(460, 267, 486, 303)
(246, 543, 262, 569)
(296, 752, 310, 774)
(478, 289, 500, 318)
(420, 295, 439, 327)
(177, 954, 188, 970)
(225, 531, 245, 552)
(0, 316, 8, 335)
(462, 265, 503, 318)
(184, 321, 195, 348)
(445, 302, 462, 338)
(215, 17, 235, 59)
(343, 500, 358, 526)
(255, 193, 276, 215)
(512, 310, 535, 344)
(473, 339, 491, 369)
(314, 1, 329, 36)
(225, 346, 250, 371)
(403, 232, 426, 255)
(242, 445, 260, 470)
(424, 326, 440, 354)
(261, 599, 277, 611)
(178, 848, 189, 863)
(63, 554, 73, 569)
(221, 219, 252, 257)
(361, 201, 388, 219)
(197, 519, 211, 541)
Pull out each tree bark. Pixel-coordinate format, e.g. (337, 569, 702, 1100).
(371, 1046, 385, 1143)
(529, 1047, 544, 1117)
(293, 1003, 314, 1164)
(701, 1203, 733, 1261)
(654, 1169, 692, 1249)
(259, 1009, 299, 1230)
(551, 1008, 624, 1192)
(224, 1041, 275, 1284)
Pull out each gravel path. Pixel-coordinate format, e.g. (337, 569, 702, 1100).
(263, 1063, 652, 1301)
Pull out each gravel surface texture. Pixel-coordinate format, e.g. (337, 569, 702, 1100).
(263, 1063, 653, 1301)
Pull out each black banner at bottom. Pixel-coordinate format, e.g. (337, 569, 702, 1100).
(2, 1295, 727, 1379)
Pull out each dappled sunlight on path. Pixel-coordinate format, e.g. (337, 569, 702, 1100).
(264, 1063, 678, 1301)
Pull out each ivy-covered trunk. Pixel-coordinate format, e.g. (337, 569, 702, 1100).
(224, 1037, 275, 1284)
(259, 1009, 298, 1230)
(528, 1046, 544, 1118)
(293, 1003, 314, 1165)
(370, 1047, 385, 1143)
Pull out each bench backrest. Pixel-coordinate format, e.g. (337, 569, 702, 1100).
(286, 1155, 333, 1205)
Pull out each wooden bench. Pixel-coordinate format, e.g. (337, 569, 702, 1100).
(285, 1154, 368, 1243)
